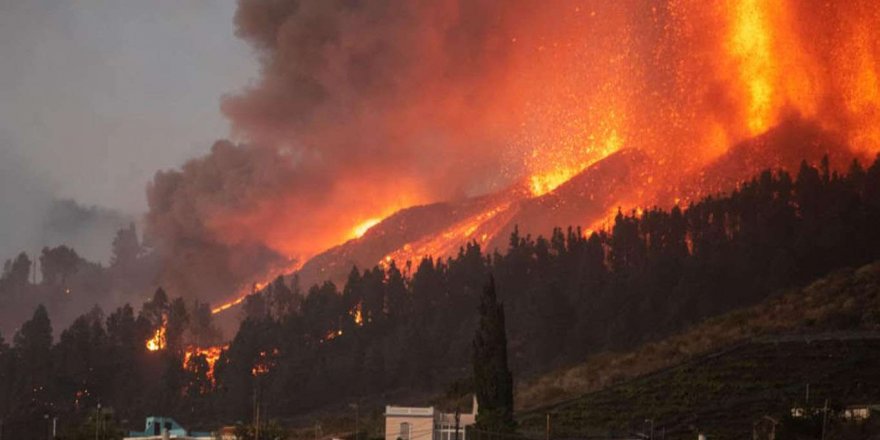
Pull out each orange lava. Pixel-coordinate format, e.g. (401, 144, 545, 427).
(166, 0, 880, 311)
(351, 218, 381, 239)
(381, 199, 516, 266)
(210, 259, 303, 315)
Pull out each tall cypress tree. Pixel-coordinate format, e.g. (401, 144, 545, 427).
(473, 275, 516, 434)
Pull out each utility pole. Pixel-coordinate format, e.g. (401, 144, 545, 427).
(95, 404, 101, 440)
(350, 403, 359, 440)
(253, 375, 261, 440)
(821, 399, 829, 440)
(454, 408, 461, 440)
(545, 413, 551, 440)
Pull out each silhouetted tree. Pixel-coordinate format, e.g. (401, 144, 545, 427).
(110, 223, 142, 269)
(11, 304, 53, 434)
(141, 287, 170, 329)
(39, 245, 81, 287)
(5, 252, 32, 287)
(473, 275, 515, 434)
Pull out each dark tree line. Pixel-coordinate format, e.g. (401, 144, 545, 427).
(2, 155, 880, 437)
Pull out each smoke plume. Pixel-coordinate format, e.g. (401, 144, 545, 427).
(147, 0, 880, 300)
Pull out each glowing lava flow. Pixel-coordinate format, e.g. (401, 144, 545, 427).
(729, 0, 776, 134)
(381, 199, 516, 267)
(528, 129, 623, 196)
(210, 260, 303, 315)
(211, 286, 261, 315)
(210, 213, 389, 316)
(352, 218, 381, 238)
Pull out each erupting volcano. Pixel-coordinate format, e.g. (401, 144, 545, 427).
(145, 0, 880, 308)
(7, 3, 880, 437)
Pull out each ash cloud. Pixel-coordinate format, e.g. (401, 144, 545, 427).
(147, 0, 880, 301)
(147, 0, 524, 299)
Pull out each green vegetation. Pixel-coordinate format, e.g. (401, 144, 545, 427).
(517, 261, 880, 439)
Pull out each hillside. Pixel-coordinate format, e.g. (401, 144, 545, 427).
(4, 149, 880, 439)
(516, 261, 880, 439)
(289, 116, 858, 295)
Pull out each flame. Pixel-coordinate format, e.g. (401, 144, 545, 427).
(350, 303, 364, 326)
(351, 218, 381, 239)
(251, 348, 279, 376)
(322, 329, 344, 343)
(145, 319, 167, 352)
(183, 344, 227, 382)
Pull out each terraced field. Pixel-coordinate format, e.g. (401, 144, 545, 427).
(518, 333, 880, 440)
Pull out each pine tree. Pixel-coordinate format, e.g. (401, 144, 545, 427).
(13, 305, 53, 416)
(110, 223, 143, 269)
(472, 275, 516, 434)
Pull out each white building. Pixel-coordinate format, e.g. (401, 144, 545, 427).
(385, 397, 477, 440)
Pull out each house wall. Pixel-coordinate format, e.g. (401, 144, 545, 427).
(385, 415, 435, 440)
(385, 398, 478, 440)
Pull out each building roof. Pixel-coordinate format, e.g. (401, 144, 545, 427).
(386, 406, 436, 417)
(125, 416, 211, 439)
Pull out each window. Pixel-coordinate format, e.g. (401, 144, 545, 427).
(844, 407, 870, 420)
(400, 422, 411, 440)
(437, 422, 463, 440)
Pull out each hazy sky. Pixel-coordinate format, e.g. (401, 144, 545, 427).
(0, 1, 256, 212)
(0, 1, 257, 260)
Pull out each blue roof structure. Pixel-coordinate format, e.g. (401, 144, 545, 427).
(127, 416, 211, 438)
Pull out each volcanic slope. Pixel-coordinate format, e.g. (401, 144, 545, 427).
(514, 260, 880, 440)
(294, 117, 859, 289)
(295, 148, 649, 288)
